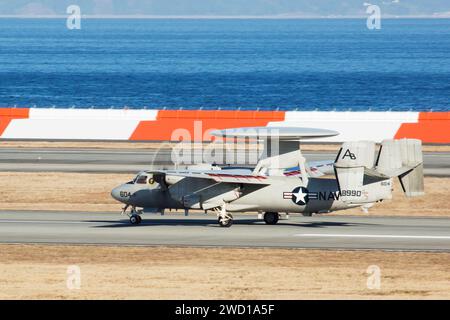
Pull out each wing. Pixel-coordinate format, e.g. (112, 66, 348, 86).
(161, 171, 271, 185)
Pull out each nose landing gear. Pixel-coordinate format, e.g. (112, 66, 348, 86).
(129, 214, 142, 225)
(121, 205, 143, 225)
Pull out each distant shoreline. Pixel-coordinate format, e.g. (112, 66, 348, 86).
(0, 15, 449, 19)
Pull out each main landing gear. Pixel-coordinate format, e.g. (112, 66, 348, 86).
(215, 206, 233, 228)
(214, 208, 281, 228)
(218, 214, 233, 228)
(263, 212, 280, 225)
(122, 205, 143, 225)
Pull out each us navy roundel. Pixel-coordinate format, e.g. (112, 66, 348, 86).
(290, 187, 309, 205)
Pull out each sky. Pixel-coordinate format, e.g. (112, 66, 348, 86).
(0, 0, 449, 17)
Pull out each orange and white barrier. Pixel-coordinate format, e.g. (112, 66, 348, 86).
(0, 108, 449, 143)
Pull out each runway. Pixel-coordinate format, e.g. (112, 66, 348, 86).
(1, 147, 449, 175)
(1, 211, 449, 251)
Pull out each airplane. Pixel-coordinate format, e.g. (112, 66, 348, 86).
(111, 127, 424, 227)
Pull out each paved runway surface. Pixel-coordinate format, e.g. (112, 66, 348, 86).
(1, 148, 449, 175)
(1, 211, 449, 251)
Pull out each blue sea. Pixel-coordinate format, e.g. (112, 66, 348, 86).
(0, 18, 449, 111)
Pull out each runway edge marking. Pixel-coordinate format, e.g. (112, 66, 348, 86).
(294, 233, 450, 240)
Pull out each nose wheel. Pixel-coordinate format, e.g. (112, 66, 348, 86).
(129, 214, 142, 225)
(122, 206, 143, 225)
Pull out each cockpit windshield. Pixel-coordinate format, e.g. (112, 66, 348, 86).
(132, 173, 147, 184)
(135, 175, 147, 184)
(131, 172, 159, 187)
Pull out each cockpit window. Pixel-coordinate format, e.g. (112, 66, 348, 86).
(135, 175, 148, 184)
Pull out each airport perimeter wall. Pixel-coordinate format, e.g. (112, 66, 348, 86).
(0, 108, 449, 143)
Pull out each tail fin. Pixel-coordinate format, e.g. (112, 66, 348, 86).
(333, 139, 425, 203)
(376, 139, 424, 197)
(334, 141, 376, 202)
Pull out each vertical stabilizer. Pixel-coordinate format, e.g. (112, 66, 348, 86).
(376, 139, 424, 197)
(334, 141, 375, 202)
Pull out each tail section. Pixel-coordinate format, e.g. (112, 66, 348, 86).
(376, 138, 424, 197)
(334, 139, 424, 204)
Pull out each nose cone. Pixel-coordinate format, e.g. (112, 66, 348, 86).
(111, 185, 126, 203)
(111, 186, 120, 201)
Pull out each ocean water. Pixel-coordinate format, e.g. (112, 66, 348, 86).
(0, 18, 449, 111)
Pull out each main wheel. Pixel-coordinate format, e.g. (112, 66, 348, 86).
(263, 212, 279, 225)
(130, 214, 141, 225)
(218, 216, 233, 228)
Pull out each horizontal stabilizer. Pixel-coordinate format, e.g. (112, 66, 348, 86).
(365, 166, 416, 180)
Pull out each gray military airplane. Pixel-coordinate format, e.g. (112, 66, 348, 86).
(111, 127, 424, 227)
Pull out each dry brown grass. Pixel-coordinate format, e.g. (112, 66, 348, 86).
(0, 172, 449, 216)
(1, 140, 449, 152)
(0, 244, 448, 299)
(0, 172, 128, 212)
(0, 141, 165, 149)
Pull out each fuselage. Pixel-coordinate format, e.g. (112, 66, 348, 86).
(111, 174, 391, 215)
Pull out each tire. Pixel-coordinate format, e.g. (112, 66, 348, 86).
(218, 217, 233, 228)
(130, 215, 140, 225)
(264, 212, 279, 225)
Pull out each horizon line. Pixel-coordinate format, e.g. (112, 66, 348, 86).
(0, 14, 449, 19)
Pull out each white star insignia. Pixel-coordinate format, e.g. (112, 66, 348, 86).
(293, 189, 307, 204)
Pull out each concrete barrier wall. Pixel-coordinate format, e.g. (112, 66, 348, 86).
(0, 108, 449, 143)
